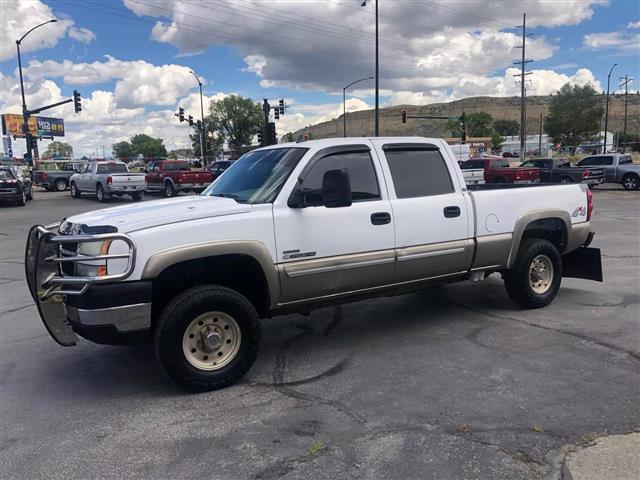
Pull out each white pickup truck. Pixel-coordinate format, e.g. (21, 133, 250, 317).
(26, 137, 602, 391)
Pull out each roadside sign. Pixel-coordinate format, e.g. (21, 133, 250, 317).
(1, 114, 65, 138)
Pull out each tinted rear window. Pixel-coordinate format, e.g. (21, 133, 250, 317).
(384, 149, 454, 198)
(620, 156, 632, 165)
(461, 159, 485, 169)
(97, 164, 128, 174)
(163, 162, 191, 171)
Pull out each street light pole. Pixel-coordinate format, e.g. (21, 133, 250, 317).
(361, 0, 379, 136)
(189, 70, 206, 166)
(603, 63, 617, 154)
(15, 19, 57, 167)
(343, 76, 374, 137)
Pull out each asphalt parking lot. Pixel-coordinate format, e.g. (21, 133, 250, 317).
(1, 186, 639, 480)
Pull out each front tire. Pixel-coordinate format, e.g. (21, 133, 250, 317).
(504, 238, 562, 309)
(26, 188, 33, 201)
(559, 176, 573, 184)
(154, 285, 261, 392)
(16, 190, 26, 207)
(622, 174, 639, 191)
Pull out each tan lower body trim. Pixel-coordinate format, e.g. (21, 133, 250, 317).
(473, 233, 512, 270)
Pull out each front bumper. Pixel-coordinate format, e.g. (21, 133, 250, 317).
(25, 225, 139, 346)
(0, 188, 18, 196)
(513, 179, 540, 184)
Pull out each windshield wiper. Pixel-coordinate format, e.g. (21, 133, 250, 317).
(211, 193, 238, 199)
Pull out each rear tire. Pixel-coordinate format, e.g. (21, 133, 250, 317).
(164, 181, 176, 198)
(70, 182, 81, 198)
(622, 174, 639, 191)
(154, 285, 261, 392)
(559, 176, 573, 184)
(493, 177, 507, 184)
(131, 192, 144, 201)
(504, 238, 562, 309)
(96, 184, 110, 202)
(54, 179, 68, 191)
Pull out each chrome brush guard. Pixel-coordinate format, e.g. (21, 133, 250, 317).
(25, 225, 136, 346)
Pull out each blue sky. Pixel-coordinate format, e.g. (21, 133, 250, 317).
(1, 0, 638, 157)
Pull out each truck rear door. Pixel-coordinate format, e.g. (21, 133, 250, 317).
(374, 141, 473, 282)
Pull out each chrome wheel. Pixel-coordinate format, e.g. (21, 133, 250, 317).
(182, 312, 241, 371)
(622, 175, 638, 190)
(529, 254, 553, 294)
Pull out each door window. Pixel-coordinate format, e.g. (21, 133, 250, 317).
(384, 149, 454, 198)
(300, 150, 380, 206)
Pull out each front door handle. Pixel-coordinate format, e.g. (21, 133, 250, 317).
(443, 206, 461, 218)
(371, 212, 391, 225)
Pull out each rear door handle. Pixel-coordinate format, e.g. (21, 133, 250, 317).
(443, 206, 461, 218)
(371, 212, 391, 225)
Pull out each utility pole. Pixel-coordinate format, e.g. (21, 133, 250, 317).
(343, 76, 373, 137)
(603, 63, 617, 154)
(189, 70, 206, 165)
(538, 112, 543, 155)
(619, 74, 635, 151)
(361, 0, 379, 136)
(514, 13, 532, 159)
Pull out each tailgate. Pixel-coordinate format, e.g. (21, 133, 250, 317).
(183, 172, 212, 183)
(110, 173, 146, 186)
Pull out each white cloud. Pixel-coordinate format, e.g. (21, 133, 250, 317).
(627, 21, 640, 29)
(0, 0, 95, 61)
(120, 0, 605, 97)
(584, 31, 640, 52)
(24, 56, 203, 108)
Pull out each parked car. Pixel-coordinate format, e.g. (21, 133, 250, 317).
(461, 157, 540, 184)
(69, 161, 146, 202)
(502, 151, 513, 158)
(210, 160, 235, 179)
(519, 158, 605, 186)
(33, 162, 85, 191)
(26, 137, 602, 391)
(145, 160, 213, 197)
(576, 154, 640, 190)
(0, 166, 33, 206)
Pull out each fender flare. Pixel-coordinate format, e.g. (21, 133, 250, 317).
(507, 209, 572, 269)
(141, 240, 279, 308)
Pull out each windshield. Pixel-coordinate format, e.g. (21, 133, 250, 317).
(0, 169, 15, 180)
(202, 147, 308, 204)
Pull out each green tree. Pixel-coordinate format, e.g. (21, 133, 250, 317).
(130, 134, 167, 159)
(205, 95, 262, 150)
(491, 132, 505, 151)
(190, 125, 224, 160)
(493, 119, 520, 136)
(112, 141, 134, 161)
(446, 112, 494, 137)
(43, 141, 73, 159)
(544, 83, 604, 147)
(285, 132, 295, 142)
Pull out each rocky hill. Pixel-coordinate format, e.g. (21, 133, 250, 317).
(289, 94, 640, 140)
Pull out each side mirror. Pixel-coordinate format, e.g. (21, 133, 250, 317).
(143, 168, 148, 174)
(322, 169, 352, 208)
(287, 183, 306, 208)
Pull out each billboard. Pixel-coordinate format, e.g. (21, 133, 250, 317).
(1, 114, 65, 138)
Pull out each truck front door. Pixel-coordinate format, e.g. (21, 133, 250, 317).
(273, 145, 395, 303)
(376, 142, 472, 282)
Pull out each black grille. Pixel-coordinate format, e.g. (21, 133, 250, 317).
(59, 243, 79, 276)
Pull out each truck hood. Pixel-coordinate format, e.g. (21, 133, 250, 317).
(61, 195, 252, 234)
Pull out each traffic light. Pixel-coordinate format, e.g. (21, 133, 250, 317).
(73, 90, 82, 113)
(278, 99, 285, 115)
(178, 107, 185, 122)
(29, 135, 38, 150)
(274, 108, 280, 120)
(188, 115, 194, 127)
(267, 122, 277, 146)
(401, 110, 407, 123)
(196, 119, 202, 131)
(257, 128, 264, 146)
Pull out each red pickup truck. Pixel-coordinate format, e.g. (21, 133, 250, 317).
(461, 157, 540, 184)
(145, 160, 213, 197)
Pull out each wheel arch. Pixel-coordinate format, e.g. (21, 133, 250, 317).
(507, 210, 572, 268)
(142, 241, 278, 318)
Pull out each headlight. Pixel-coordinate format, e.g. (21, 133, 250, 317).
(76, 241, 111, 277)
